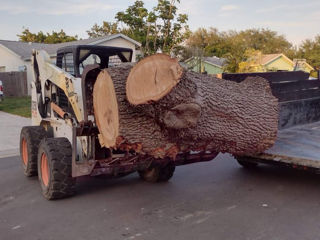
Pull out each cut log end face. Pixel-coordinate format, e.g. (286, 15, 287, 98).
(93, 70, 119, 148)
(126, 54, 183, 105)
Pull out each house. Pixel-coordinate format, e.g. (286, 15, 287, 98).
(293, 59, 315, 73)
(185, 56, 226, 75)
(0, 33, 141, 94)
(260, 53, 314, 73)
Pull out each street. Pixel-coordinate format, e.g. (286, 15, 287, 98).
(1, 153, 320, 240)
(1, 0, 320, 239)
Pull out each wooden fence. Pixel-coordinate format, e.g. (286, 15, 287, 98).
(0, 71, 28, 97)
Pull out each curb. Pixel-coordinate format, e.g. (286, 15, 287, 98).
(0, 149, 20, 159)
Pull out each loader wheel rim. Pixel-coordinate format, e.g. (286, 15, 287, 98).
(41, 153, 49, 187)
(22, 138, 28, 166)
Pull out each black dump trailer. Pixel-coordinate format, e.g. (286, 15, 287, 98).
(223, 71, 320, 172)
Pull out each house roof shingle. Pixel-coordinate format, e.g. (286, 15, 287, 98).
(203, 56, 226, 67)
(260, 54, 283, 65)
(0, 34, 141, 60)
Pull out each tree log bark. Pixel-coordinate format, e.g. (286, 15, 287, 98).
(94, 55, 279, 159)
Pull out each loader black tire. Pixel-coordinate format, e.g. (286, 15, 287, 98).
(138, 163, 175, 183)
(20, 126, 47, 177)
(38, 138, 76, 200)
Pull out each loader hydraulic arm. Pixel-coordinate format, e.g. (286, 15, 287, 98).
(32, 50, 84, 122)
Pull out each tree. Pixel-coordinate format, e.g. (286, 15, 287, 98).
(237, 29, 292, 54)
(221, 31, 248, 73)
(88, 0, 190, 56)
(186, 27, 229, 58)
(152, 0, 189, 53)
(223, 28, 293, 72)
(18, 28, 46, 43)
(238, 49, 264, 73)
(185, 28, 295, 72)
(18, 28, 78, 44)
(296, 35, 320, 69)
(87, 22, 121, 38)
(115, 0, 149, 50)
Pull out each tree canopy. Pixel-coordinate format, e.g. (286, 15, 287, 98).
(296, 35, 320, 69)
(238, 49, 264, 73)
(87, 0, 190, 55)
(18, 28, 78, 44)
(186, 28, 295, 72)
(87, 22, 121, 38)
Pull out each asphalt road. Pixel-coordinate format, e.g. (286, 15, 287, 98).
(1, 153, 320, 240)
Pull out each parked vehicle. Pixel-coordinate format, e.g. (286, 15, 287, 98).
(0, 80, 3, 101)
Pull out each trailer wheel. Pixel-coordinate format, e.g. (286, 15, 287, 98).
(139, 163, 175, 183)
(236, 156, 258, 169)
(38, 138, 75, 200)
(20, 126, 47, 177)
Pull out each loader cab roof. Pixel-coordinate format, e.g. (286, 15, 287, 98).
(56, 45, 133, 77)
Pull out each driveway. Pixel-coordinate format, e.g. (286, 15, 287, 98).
(0, 111, 30, 158)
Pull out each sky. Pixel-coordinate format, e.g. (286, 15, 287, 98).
(0, 0, 319, 46)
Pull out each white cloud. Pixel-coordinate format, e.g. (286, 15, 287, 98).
(220, 4, 239, 12)
(0, 0, 114, 15)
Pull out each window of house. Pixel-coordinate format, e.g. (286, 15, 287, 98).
(0, 66, 5, 72)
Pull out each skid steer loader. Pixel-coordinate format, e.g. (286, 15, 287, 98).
(20, 45, 217, 200)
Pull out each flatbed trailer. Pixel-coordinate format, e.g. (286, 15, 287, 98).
(223, 71, 320, 172)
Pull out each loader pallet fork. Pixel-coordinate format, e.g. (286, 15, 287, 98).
(38, 138, 75, 200)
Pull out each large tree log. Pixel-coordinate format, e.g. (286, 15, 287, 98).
(93, 54, 279, 159)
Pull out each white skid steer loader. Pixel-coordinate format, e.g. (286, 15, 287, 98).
(20, 45, 136, 200)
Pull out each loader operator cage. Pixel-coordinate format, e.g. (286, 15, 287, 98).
(56, 45, 133, 78)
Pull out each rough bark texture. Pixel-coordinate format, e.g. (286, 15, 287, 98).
(94, 55, 279, 159)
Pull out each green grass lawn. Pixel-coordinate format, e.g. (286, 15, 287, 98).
(0, 96, 31, 118)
